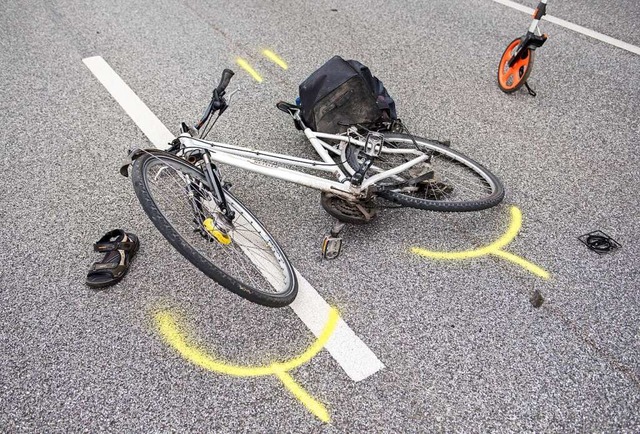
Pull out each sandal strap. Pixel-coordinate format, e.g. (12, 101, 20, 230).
(94, 241, 136, 252)
(90, 262, 125, 272)
(88, 262, 128, 280)
(97, 229, 127, 242)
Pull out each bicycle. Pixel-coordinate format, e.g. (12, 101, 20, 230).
(122, 69, 505, 307)
(498, 0, 548, 96)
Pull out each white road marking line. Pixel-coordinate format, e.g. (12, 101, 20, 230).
(291, 272, 385, 382)
(83, 55, 384, 382)
(491, 0, 640, 56)
(83, 56, 174, 149)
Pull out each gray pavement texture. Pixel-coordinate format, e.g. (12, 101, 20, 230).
(1, 0, 639, 432)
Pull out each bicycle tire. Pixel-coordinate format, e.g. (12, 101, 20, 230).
(498, 38, 535, 93)
(131, 152, 297, 307)
(345, 133, 505, 212)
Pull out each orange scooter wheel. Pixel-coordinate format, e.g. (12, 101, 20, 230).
(497, 38, 535, 93)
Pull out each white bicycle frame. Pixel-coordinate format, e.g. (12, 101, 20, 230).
(177, 127, 430, 200)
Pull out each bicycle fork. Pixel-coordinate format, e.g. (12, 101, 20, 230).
(201, 153, 235, 221)
(185, 152, 236, 244)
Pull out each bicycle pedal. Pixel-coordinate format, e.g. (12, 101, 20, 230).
(322, 235, 342, 260)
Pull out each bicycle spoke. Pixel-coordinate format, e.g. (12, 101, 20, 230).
(371, 148, 492, 202)
(144, 160, 289, 293)
(431, 160, 492, 198)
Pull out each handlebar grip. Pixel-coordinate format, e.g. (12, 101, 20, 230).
(215, 69, 235, 95)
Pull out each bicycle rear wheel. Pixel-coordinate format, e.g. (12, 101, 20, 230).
(131, 152, 297, 307)
(345, 132, 505, 212)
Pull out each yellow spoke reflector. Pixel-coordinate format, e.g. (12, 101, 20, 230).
(262, 49, 288, 70)
(236, 58, 263, 83)
(202, 218, 231, 245)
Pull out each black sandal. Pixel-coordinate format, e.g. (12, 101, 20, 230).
(86, 229, 140, 289)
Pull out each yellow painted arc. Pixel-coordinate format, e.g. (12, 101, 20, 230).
(274, 370, 330, 423)
(262, 49, 288, 70)
(276, 308, 339, 371)
(410, 206, 522, 259)
(156, 311, 271, 376)
(236, 58, 263, 83)
(155, 307, 340, 377)
(491, 249, 550, 279)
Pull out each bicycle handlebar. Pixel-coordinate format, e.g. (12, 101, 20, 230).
(195, 69, 235, 131)
(215, 69, 235, 96)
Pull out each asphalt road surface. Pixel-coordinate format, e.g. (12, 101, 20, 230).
(1, 0, 639, 431)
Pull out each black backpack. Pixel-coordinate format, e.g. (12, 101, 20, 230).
(298, 56, 397, 133)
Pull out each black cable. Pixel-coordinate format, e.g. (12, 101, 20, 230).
(198, 110, 213, 138)
(578, 231, 621, 254)
(200, 112, 221, 140)
(397, 121, 422, 152)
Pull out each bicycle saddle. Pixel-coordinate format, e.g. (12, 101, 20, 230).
(276, 101, 300, 115)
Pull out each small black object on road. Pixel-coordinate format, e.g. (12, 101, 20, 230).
(578, 230, 621, 255)
(530, 289, 544, 308)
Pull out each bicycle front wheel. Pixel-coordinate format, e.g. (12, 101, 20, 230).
(345, 133, 505, 212)
(131, 152, 297, 307)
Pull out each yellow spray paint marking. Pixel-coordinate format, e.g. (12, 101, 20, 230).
(236, 58, 263, 83)
(411, 206, 550, 279)
(155, 307, 340, 423)
(262, 49, 288, 70)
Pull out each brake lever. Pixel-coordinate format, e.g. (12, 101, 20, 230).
(217, 88, 240, 116)
(226, 87, 241, 104)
